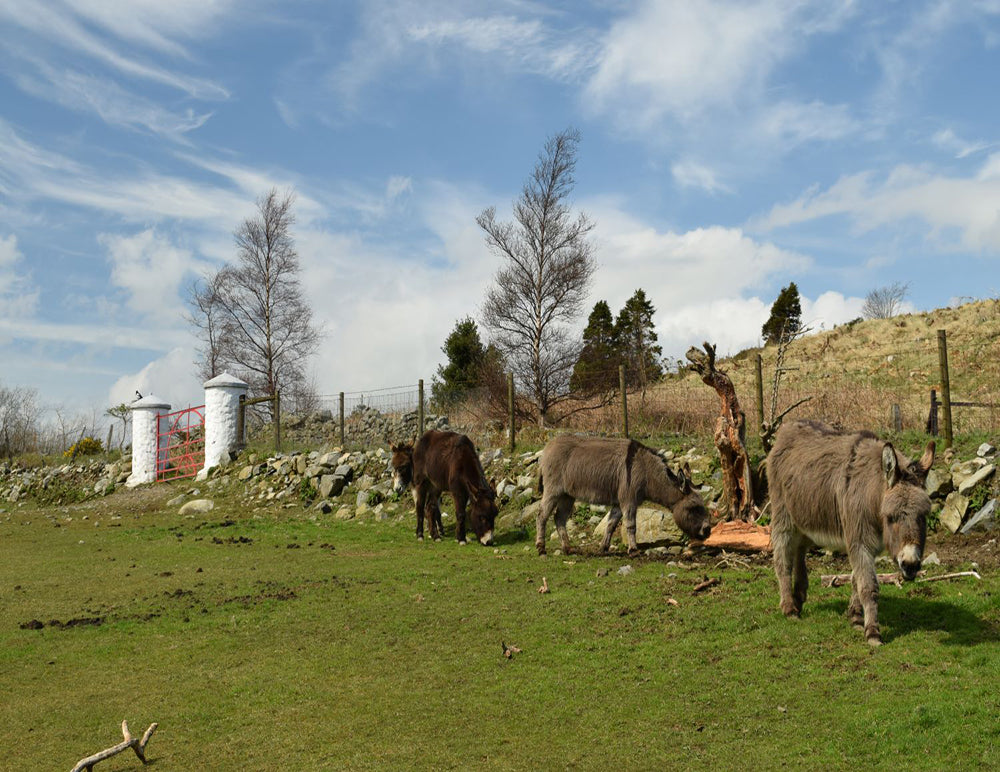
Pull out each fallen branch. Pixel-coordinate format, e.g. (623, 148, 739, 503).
(821, 570, 983, 588)
(918, 570, 982, 583)
(71, 720, 157, 772)
(692, 576, 720, 594)
(537, 577, 549, 594)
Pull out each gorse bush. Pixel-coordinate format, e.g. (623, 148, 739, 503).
(63, 436, 103, 458)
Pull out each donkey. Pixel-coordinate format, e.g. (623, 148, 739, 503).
(391, 430, 498, 546)
(767, 419, 935, 646)
(536, 435, 712, 556)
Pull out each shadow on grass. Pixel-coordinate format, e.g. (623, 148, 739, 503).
(814, 595, 997, 646)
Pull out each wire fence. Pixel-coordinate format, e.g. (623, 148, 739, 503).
(296, 326, 1000, 452)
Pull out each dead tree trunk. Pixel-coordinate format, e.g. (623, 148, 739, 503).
(686, 342, 755, 521)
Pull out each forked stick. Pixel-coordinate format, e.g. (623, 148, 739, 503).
(70, 720, 157, 772)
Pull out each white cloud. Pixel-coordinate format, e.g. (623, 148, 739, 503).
(756, 100, 858, 147)
(932, 128, 993, 159)
(758, 157, 1000, 252)
(386, 175, 413, 201)
(0, 1, 229, 99)
(586, 199, 811, 314)
(100, 229, 199, 325)
(0, 233, 39, 320)
(15, 61, 213, 138)
(671, 159, 732, 194)
(585, 0, 798, 126)
(108, 346, 205, 410)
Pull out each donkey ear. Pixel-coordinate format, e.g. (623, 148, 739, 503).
(882, 443, 900, 488)
(467, 485, 479, 505)
(917, 440, 936, 476)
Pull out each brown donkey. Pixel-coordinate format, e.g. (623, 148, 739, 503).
(536, 435, 712, 555)
(767, 420, 935, 646)
(391, 430, 497, 546)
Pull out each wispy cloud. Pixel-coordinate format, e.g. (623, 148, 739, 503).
(0, 0, 230, 99)
(14, 60, 213, 139)
(0, 234, 39, 320)
(671, 159, 732, 194)
(758, 156, 1000, 252)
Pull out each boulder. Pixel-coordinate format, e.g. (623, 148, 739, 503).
(924, 468, 953, 499)
(977, 442, 996, 458)
(179, 499, 214, 515)
(593, 506, 683, 547)
(959, 499, 997, 534)
(957, 464, 995, 495)
(319, 474, 346, 499)
(497, 500, 540, 530)
(951, 459, 988, 490)
(939, 492, 969, 533)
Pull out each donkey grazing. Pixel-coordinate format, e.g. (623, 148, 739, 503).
(391, 430, 498, 546)
(767, 420, 935, 646)
(536, 435, 712, 556)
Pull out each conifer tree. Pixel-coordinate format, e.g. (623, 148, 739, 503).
(762, 282, 802, 344)
(614, 289, 663, 392)
(432, 317, 487, 405)
(570, 300, 618, 393)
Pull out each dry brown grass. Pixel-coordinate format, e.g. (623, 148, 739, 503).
(448, 299, 1000, 448)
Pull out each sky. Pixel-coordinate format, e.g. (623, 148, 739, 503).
(3, 0, 1000, 418)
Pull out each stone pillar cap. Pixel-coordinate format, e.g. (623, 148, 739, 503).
(131, 394, 171, 410)
(203, 371, 250, 390)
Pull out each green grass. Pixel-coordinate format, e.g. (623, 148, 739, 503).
(2, 488, 998, 771)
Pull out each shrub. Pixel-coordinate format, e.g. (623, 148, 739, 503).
(63, 436, 103, 459)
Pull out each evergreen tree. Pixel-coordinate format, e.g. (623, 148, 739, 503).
(762, 282, 802, 344)
(431, 317, 487, 405)
(614, 289, 663, 392)
(571, 300, 618, 392)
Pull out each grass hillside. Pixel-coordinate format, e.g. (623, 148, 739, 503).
(577, 299, 1000, 450)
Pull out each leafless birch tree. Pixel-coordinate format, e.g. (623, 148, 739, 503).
(862, 281, 910, 320)
(190, 188, 320, 411)
(477, 128, 596, 426)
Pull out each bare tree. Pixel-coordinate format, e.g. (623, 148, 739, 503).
(477, 128, 596, 426)
(862, 281, 910, 320)
(190, 189, 321, 412)
(0, 383, 40, 458)
(187, 271, 231, 382)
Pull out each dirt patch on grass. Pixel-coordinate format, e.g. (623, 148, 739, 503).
(20, 616, 104, 630)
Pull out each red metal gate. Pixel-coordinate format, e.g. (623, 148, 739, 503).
(156, 405, 206, 482)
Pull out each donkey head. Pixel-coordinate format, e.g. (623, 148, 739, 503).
(390, 442, 414, 495)
(466, 479, 499, 546)
(881, 440, 935, 581)
(668, 461, 713, 542)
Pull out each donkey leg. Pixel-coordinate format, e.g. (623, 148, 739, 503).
(553, 496, 574, 554)
(770, 523, 800, 617)
(849, 549, 882, 646)
(536, 493, 559, 555)
(847, 583, 865, 630)
(427, 493, 443, 541)
(600, 506, 624, 553)
(452, 487, 469, 545)
(623, 503, 640, 555)
(792, 542, 809, 612)
(414, 486, 424, 541)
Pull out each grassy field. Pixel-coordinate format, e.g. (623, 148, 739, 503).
(2, 483, 998, 771)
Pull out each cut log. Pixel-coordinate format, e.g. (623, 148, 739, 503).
(686, 342, 756, 521)
(70, 720, 157, 772)
(698, 520, 772, 552)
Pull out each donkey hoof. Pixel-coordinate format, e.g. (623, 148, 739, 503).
(434, 537, 442, 542)
(866, 634, 883, 647)
(458, 539, 467, 546)
(417, 536, 424, 542)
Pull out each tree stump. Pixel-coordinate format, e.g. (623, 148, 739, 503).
(686, 342, 756, 521)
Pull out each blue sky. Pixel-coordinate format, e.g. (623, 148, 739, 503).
(3, 0, 1000, 416)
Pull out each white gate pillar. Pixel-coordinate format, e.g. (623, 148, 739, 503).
(199, 372, 249, 480)
(127, 395, 171, 487)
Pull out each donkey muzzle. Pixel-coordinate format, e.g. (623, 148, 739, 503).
(479, 530, 494, 547)
(897, 544, 922, 581)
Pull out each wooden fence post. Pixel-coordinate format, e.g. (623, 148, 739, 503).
(620, 364, 629, 438)
(508, 372, 516, 453)
(273, 391, 281, 452)
(754, 353, 765, 442)
(937, 329, 953, 449)
(418, 379, 424, 434)
(339, 392, 345, 446)
(891, 404, 902, 433)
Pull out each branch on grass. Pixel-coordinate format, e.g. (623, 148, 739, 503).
(70, 720, 157, 772)
(821, 570, 982, 588)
